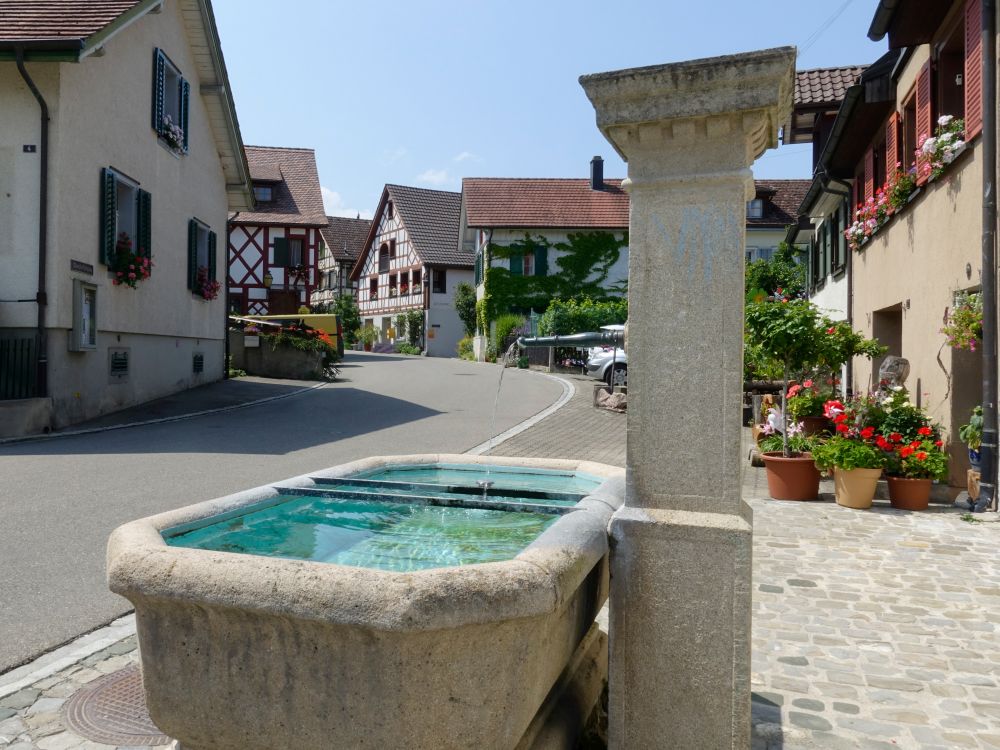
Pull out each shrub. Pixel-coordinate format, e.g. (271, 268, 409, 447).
(456, 336, 475, 361)
(395, 342, 422, 356)
(537, 297, 627, 336)
(494, 313, 526, 351)
(454, 282, 477, 337)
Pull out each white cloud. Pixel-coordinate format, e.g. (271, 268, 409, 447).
(322, 187, 373, 220)
(453, 151, 480, 163)
(416, 169, 453, 186)
(382, 147, 408, 164)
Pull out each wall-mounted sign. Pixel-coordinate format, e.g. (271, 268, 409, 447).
(23, 145, 36, 153)
(70, 259, 94, 275)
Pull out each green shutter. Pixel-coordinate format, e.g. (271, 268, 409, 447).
(273, 236, 289, 267)
(534, 245, 548, 277)
(100, 168, 117, 265)
(187, 219, 198, 291)
(509, 253, 522, 275)
(474, 254, 482, 285)
(152, 49, 165, 134)
(208, 230, 217, 282)
(137, 189, 151, 264)
(180, 78, 190, 152)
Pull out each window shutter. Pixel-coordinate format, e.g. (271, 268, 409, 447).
(915, 60, 932, 184)
(208, 230, 217, 282)
(965, 0, 983, 140)
(534, 245, 548, 277)
(864, 147, 875, 202)
(474, 254, 482, 285)
(100, 168, 117, 265)
(509, 253, 523, 275)
(886, 113, 900, 174)
(187, 219, 198, 291)
(180, 78, 191, 152)
(152, 49, 165, 134)
(273, 236, 289, 267)
(136, 189, 152, 266)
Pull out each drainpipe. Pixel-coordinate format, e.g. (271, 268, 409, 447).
(975, 0, 998, 512)
(15, 48, 49, 398)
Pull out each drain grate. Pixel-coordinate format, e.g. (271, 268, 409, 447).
(62, 663, 171, 746)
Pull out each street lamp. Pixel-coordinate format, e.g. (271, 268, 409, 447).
(262, 271, 273, 289)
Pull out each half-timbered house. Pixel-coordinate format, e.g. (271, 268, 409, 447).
(312, 215, 370, 308)
(0, 0, 252, 435)
(228, 146, 326, 315)
(349, 184, 472, 357)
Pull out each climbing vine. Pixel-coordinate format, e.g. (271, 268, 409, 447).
(482, 231, 628, 328)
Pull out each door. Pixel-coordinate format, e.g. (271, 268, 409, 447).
(268, 290, 299, 315)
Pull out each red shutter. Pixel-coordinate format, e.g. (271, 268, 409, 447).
(965, 0, 983, 140)
(864, 147, 875, 202)
(915, 60, 933, 185)
(886, 113, 900, 175)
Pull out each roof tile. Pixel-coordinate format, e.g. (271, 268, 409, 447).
(385, 184, 467, 267)
(0, 0, 142, 41)
(319, 216, 371, 263)
(463, 178, 629, 229)
(231, 146, 326, 227)
(794, 66, 867, 106)
(748, 180, 812, 227)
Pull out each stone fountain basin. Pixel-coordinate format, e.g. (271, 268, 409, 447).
(107, 454, 625, 750)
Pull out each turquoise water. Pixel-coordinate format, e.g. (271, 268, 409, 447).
(166, 495, 557, 571)
(354, 463, 603, 495)
(310, 480, 579, 507)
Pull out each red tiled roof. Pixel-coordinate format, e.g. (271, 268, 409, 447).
(463, 178, 629, 229)
(748, 180, 812, 228)
(231, 146, 326, 227)
(795, 66, 867, 106)
(0, 0, 143, 41)
(320, 216, 371, 263)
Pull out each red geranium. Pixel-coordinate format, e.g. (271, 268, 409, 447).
(836, 423, 850, 434)
(900, 446, 915, 458)
(916, 452, 928, 461)
(917, 426, 933, 436)
(860, 426, 875, 440)
(890, 432, 903, 443)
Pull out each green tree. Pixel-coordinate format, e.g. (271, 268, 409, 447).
(745, 241, 807, 301)
(453, 282, 477, 337)
(332, 295, 361, 346)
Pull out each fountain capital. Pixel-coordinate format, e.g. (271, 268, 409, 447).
(580, 47, 795, 191)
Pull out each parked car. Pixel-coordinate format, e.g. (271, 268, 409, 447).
(585, 325, 626, 386)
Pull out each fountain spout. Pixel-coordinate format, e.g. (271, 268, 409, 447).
(516, 330, 624, 350)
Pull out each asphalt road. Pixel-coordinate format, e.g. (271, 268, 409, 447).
(0, 353, 563, 674)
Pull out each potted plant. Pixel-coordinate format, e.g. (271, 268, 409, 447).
(355, 327, 378, 352)
(757, 429, 820, 500)
(941, 291, 982, 351)
(884, 433, 948, 511)
(812, 398, 887, 509)
(244, 324, 260, 348)
(745, 299, 882, 501)
(787, 379, 835, 436)
(960, 405, 983, 471)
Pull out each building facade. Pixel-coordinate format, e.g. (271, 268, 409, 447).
(350, 184, 472, 357)
(0, 0, 252, 433)
(312, 215, 370, 308)
(227, 146, 326, 316)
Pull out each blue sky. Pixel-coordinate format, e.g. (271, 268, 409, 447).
(213, 0, 887, 219)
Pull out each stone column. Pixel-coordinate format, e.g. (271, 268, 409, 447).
(580, 48, 795, 749)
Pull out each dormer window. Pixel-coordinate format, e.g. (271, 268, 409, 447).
(387, 201, 394, 219)
(253, 184, 273, 202)
(747, 199, 764, 219)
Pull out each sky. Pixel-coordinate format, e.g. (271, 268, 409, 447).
(212, 0, 889, 220)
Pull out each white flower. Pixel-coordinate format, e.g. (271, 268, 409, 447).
(891, 385, 904, 391)
(921, 137, 937, 154)
(938, 114, 954, 126)
(787, 421, 804, 437)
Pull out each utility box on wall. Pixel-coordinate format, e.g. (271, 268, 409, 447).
(69, 280, 98, 352)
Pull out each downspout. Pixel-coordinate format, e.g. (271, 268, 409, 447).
(975, 0, 998, 512)
(15, 48, 49, 398)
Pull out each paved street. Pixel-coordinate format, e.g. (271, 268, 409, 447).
(0, 353, 562, 673)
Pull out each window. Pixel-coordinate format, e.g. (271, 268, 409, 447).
(369, 277, 378, 300)
(186, 218, 217, 294)
(522, 252, 534, 277)
(389, 274, 398, 296)
(412, 269, 421, 289)
(152, 49, 189, 152)
(389, 238, 397, 257)
(378, 243, 390, 272)
(873, 137, 887, 192)
(936, 16, 966, 122)
(99, 168, 151, 267)
(432, 268, 446, 294)
(387, 200, 394, 219)
(747, 199, 764, 219)
(902, 91, 917, 169)
(288, 238, 303, 267)
(253, 184, 273, 202)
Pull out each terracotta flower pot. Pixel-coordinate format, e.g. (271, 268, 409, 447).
(833, 467, 882, 509)
(761, 452, 821, 501)
(887, 476, 932, 511)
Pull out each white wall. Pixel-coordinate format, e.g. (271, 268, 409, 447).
(426, 267, 474, 357)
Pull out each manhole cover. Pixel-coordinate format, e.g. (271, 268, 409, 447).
(62, 663, 171, 746)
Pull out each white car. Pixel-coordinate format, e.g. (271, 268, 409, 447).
(585, 325, 626, 386)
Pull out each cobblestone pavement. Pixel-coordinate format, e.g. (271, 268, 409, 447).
(4, 374, 1000, 748)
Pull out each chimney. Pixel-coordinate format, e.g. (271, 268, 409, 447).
(590, 155, 604, 190)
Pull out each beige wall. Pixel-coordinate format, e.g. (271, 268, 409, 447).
(852, 146, 982, 487)
(0, 0, 232, 427)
